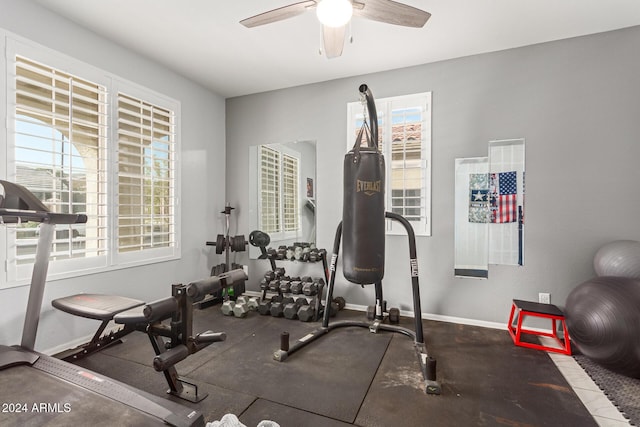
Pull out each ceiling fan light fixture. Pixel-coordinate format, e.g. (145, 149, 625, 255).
(316, 0, 353, 28)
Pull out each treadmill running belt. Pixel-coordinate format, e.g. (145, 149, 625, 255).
(0, 365, 168, 426)
(0, 351, 203, 427)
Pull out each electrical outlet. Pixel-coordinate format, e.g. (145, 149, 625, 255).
(539, 293, 550, 304)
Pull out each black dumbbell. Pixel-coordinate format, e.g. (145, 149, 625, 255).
(302, 282, 318, 296)
(290, 280, 303, 294)
(264, 270, 276, 281)
(388, 307, 400, 324)
(258, 299, 272, 315)
(284, 298, 308, 320)
(259, 278, 269, 291)
(270, 296, 294, 317)
(328, 301, 339, 317)
(333, 296, 346, 310)
(270, 301, 285, 317)
(279, 279, 292, 294)
(297, 304, 316, 322)
(268, 280, 280, 292)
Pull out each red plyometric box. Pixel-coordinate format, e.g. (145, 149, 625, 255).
(507, 299, 571, 355)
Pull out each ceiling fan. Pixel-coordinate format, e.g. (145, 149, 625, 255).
(240, 0, 431, 59)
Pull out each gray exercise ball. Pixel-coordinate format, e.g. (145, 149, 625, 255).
(565, 276, 640, 378)
(593, 240, 640, 278)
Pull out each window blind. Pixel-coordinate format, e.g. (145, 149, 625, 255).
(117, 93, 176, 253)
(259, 145, 281, 234)
(14, 55, 108, 264)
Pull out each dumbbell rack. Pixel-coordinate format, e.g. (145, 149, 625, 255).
(258, 249, 330, 322)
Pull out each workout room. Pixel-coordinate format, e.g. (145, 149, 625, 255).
(1, 1, 640, 426)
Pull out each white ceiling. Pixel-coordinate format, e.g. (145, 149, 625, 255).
(35, 0, 640, 98)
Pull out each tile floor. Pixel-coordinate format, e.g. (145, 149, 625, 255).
(543, 339, 631, 426)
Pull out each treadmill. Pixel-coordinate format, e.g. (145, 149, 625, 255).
(0, 180, 204, 427)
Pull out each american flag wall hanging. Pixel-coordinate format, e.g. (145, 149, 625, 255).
(490, 171, 518, 223)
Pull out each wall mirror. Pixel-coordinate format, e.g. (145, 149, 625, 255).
(487, 138, 525, 266)
(248, 140, 317, 259)
(454, 157, 490, 278)
(454, 138, 525, 278)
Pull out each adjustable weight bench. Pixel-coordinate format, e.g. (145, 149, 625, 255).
(52, 269, 247, 402)
(52, 294, 145, 360)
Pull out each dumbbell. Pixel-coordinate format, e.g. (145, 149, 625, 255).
(303, 278, 326, 296)
(257, 299, 272, 315)
(284, 297, 308, 320)
(302, 282, 317, 296)
(258, 295, 282, 315)
(232, 296, 249, 318)
(333, 296, 346, 310)
(268, 280, 280, 292)
(388, 307, 400, 324)
(270, 296, 294, 317)
(221, 300, 235, 316)
(259, 278, 269, 291)
(247, 297, 259, 311)
(327, 301, 340, 317)
(289, 280, 303, 294)
(297, 304, 316, 322)
(279, 279, 292, 294)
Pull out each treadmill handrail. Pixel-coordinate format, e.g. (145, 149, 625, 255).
(0, 208, 87, 225)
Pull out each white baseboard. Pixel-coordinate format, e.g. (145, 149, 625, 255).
(43, 333, 95, 356)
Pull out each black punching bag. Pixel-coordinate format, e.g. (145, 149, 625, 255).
(342, 84, 385, 285)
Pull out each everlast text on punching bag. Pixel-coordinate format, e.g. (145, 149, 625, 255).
(342, 84, 385, 285)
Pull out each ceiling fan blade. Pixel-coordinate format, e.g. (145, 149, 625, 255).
(322, 25, 346, 59)
(240, 1, 318, 28)
(353, 0, 431, 28)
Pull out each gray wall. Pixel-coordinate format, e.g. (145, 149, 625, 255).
(226, 25, 640, 325)
(0, 0, 226, 351)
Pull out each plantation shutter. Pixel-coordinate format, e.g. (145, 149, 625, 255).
(14, 55, 108, 265)
(282, 154, 299, 232)
(117, 93, 176, 253)
(259, 145, 280, 234)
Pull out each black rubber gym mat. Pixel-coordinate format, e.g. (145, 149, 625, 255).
(189, 318, 392, 423)
(356, 319, 597, 427)
(73, 351, 256, 422)
(68, 308, 599, 426)
(239, 399, 352, 427)
(100, 306, 281, 372)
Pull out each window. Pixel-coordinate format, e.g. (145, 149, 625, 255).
(116, 93, 176, 255)
(13, 56, 108, 273)
(258, 145, 300, 239)
(347, 92, 432, 236)
(3, 37, 180, 287)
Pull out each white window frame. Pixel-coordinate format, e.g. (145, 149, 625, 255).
(1, 33, 181, 289)
(111, 79, 181, 268)
(347, 92, 432, 236)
